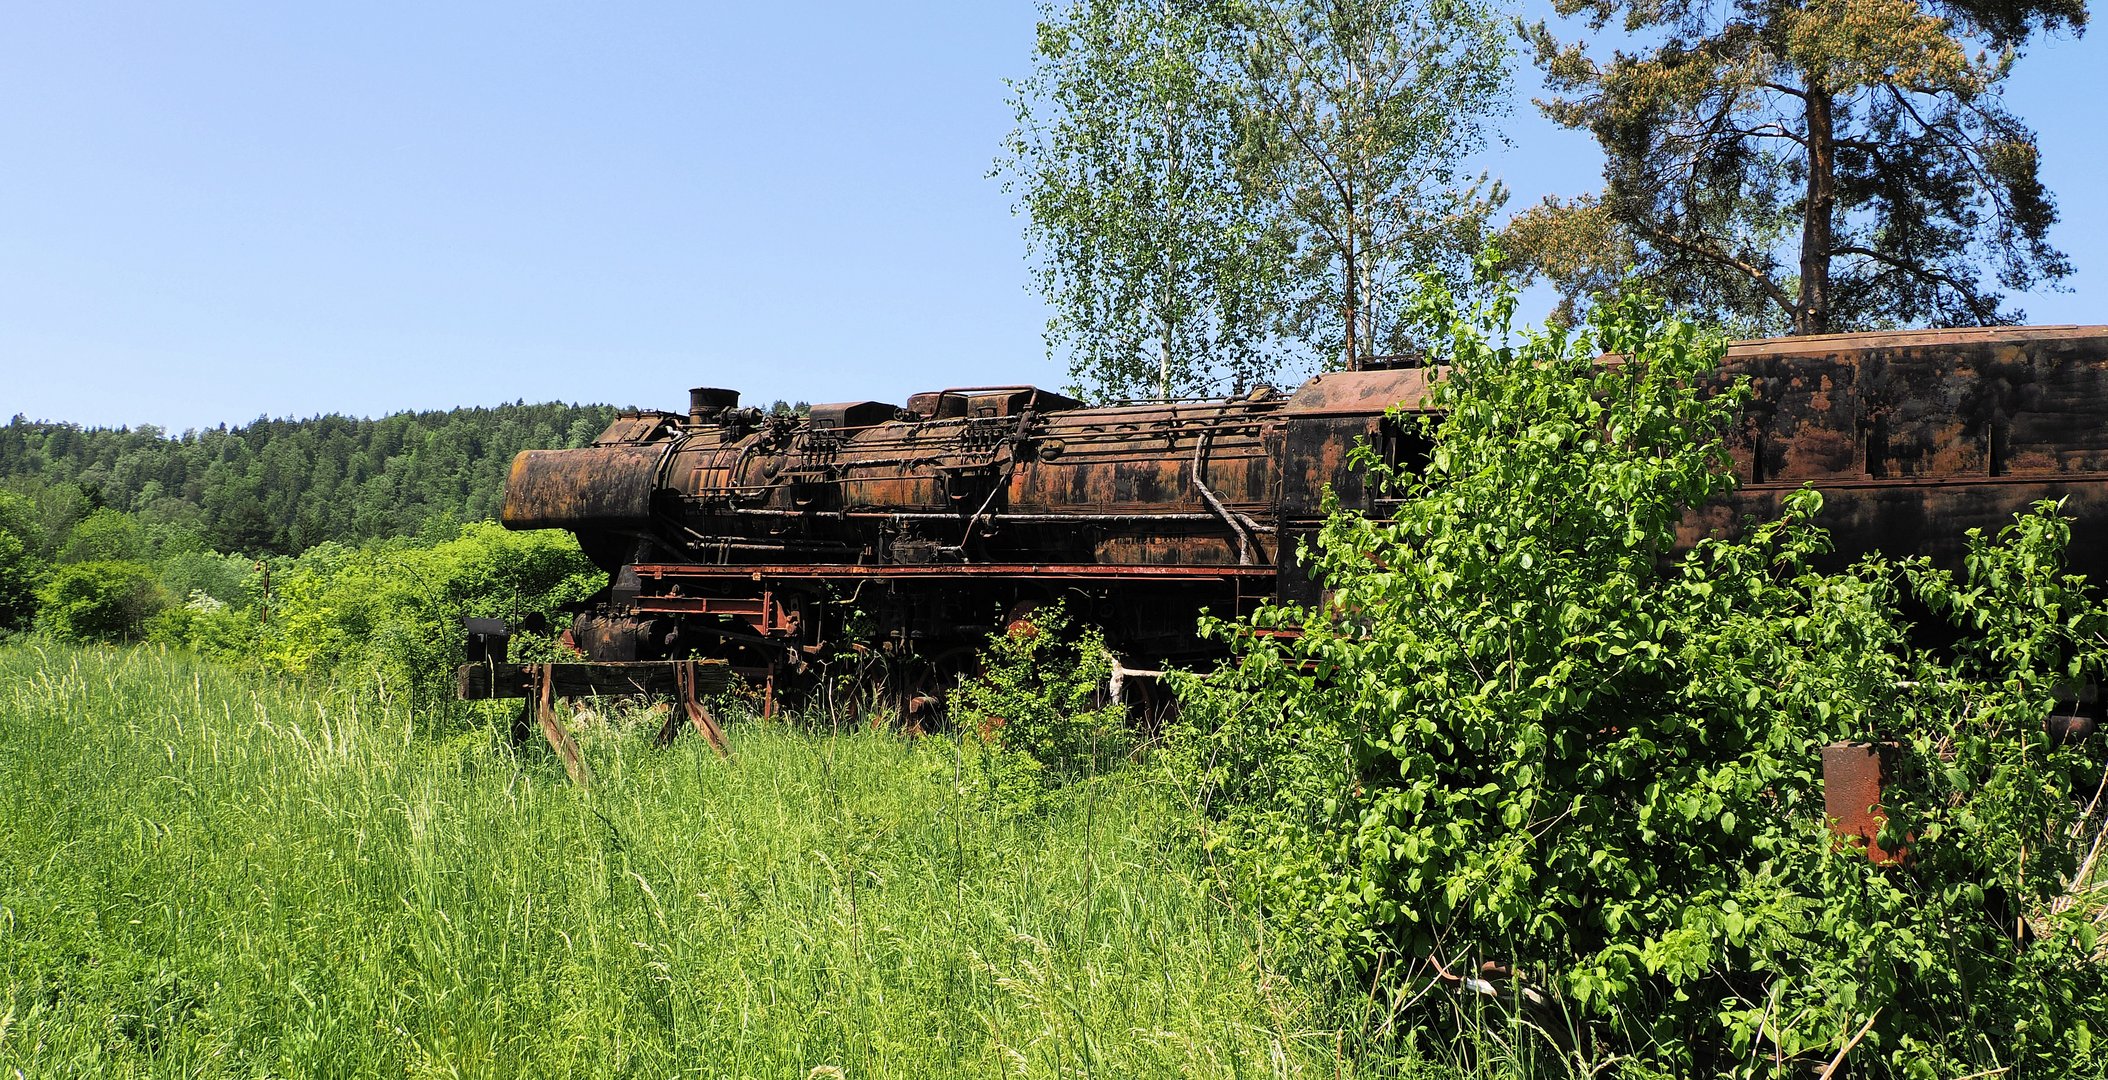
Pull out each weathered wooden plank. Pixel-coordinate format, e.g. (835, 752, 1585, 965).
(457, 660, 732, 701)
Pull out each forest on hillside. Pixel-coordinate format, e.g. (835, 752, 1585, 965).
(0, 403, 619, 555)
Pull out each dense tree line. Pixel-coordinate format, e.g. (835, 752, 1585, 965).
(0, 402, 618, 556)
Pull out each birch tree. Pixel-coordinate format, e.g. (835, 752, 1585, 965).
(1001, 0, 1290, 400)
(1001, 0, 1513, 396)
(1237, 0, 1512, 363)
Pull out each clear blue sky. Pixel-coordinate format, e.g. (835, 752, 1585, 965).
(3, 2, 2101, 432)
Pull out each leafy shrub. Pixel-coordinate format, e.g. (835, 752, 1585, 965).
(154, 548, 257, 608)
(0, 490, 44, 632)
(954, 603, 1130, 794)
(1172, 278, 2108, 1077)
(57, 507, 149, 564)
(34, 560, 168, 642)
(258, 522, 602, 710)
(146, 591, 257, 657)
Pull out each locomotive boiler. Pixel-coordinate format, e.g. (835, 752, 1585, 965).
(499, 325, 2108, 709)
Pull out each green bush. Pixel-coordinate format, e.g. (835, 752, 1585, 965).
(258, 522, 602, 710)
(954, 602, 1130, 795)
(1173, 277, 2108, 1077)
(146, 591, 257, 657)
(0, 491, 42, 632)
(154, 547, 257, 608)
(33, 560, 168, 643)
(57, 507, 149, 564)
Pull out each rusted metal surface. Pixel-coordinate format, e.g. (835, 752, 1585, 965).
(534, 664, 592, 786)
(483, 325, 2108, 722)
(1282, 367, 1435, 416)
(458, 658, 736, 779)
(652, 660, 732, 756)
(502, 444, 670, 532)
(809, 401, 902, 430)
(592, 411, 685, 446)
(1692, 325, 2108, 580)
(1822, 742, 1903, 865)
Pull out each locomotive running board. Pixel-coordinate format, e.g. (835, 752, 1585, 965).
(628, 562, 1278, 583)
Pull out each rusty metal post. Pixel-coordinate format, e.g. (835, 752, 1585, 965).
(654, 661, 731, 757)
(510, 695, 532, 746)
(1823, 742, 1902, 865)
(653, 701, 685, 747)
(534, 663, 593, 787)
(681, 661, 732, 757)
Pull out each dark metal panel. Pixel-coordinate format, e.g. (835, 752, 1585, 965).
(1278, 417, 1376, 515)
(810, 401, 902, 429)
(1682, 476, 2108, 582)
(591, 412, 684, 446)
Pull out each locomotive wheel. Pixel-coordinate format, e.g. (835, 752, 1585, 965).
(886, 645, 979, 734)
(1003, 600, 1043, 639)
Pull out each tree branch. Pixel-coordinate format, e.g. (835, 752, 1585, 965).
(1829, 243, 1998, 322)
(1642, 223, 1797, 314)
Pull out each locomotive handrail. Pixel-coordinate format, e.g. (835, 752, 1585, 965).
(957, 407, 1034, 557)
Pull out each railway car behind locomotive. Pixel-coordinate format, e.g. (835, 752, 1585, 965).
(499, 325, 2108, 708)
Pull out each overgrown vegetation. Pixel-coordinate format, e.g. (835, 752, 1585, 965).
(254, 523, 602, 711)
(0, 642, 1339, 1078)
(1173, 275, 2108, 1077)
(0, 475, 599, 719)
(954, 603, 1133, 800)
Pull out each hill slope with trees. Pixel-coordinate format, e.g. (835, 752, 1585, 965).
(0, 402, 618, 556)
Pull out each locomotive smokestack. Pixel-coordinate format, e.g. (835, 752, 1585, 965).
(689, 387, 740, 426)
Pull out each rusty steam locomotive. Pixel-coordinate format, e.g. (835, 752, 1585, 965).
(497, 325, 2108, 709)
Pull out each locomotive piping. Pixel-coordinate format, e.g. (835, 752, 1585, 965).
(1191, 429, 1259, 565)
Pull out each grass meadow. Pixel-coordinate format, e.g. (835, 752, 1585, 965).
(0, 642, 1350, 1079)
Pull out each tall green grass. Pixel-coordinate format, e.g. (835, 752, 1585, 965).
(0, 642, 1343, 1078)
